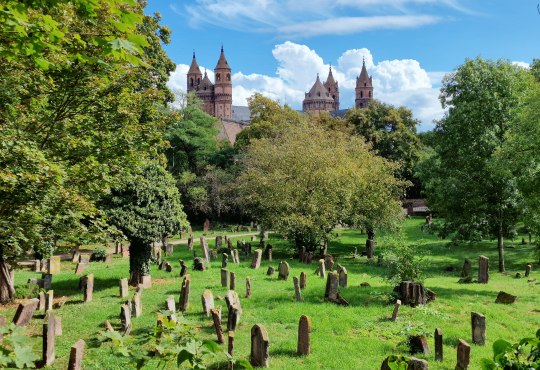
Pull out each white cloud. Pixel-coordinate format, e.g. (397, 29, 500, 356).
(512, 61, 530, 69)
(167, 42, 447, 131)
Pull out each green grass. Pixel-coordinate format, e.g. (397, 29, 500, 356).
(2, 217, 539, 369)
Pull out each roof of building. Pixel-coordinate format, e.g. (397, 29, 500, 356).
(218, 119, 248, 145)
(305, 74, 334, 102)
(325, 66, 337, 86)
(188, 52, 202, 75)
(232, 105, 251, 122)
(200, 71, 214, 90)
(215, 47, 230, 70)
(357, 59, 372, 85)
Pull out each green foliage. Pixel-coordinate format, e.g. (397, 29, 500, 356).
(385, 355, 411, 370)
(14, 282, 41, 300)
(481, 329, 540, 369)
(383, 242, 426, 285)
(0, 323, 40, 368)
(238, 122, 405, 251)
(91, 247, 107, 261)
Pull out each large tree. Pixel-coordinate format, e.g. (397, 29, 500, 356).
(420, 58, 535, 272)
(238, 123, 405, 251)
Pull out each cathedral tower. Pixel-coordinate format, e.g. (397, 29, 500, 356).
(323, 66, 339, 111)
(187, 52, 202, 93)
(213, 46, 233, 120)
(355, 58, 373, 108)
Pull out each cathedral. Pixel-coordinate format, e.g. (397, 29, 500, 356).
(302, 59, 373, 114)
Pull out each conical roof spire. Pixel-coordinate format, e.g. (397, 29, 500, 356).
(306, 73, 333, 102)
(188, 51, 202, 75)
(215, 46, 230, 69)
(325, 65, 336, 85)
(358, 57, 371, 84)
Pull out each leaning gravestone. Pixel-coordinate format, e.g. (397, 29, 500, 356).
(245, 277, 251, 298)
(251, 249, 262, 269)
(471, 312, 486, 345)
(325, 271, 339, 301)
(166, 295, 177, 322)
(187, 236, 194, 251)
(391, 299, 401, 321)
(478, 256, 489, 283)
(230, 271, 236, 291)
(409, 335, 430, 355)
(225, 290, 242, 313)
(324, 255, 334, 270)
(293, 277, 302, 302)
(297, 315, 311, 355)
(200, 236, 210, 262)
(250, 324, 270, 368)
(216, 236, 223, 249)
(193, 257, 206, 271)
(68, 339, 85, 370)
(278, 261, 290, 280)
(42, 313, 56, 367)
(456, 339, 470, 370)
(317, 259, 326, 278)
(221, 268, 229, 288)
(12, 298, 39, 326)
(227, 303, 241, 331)
(222, 253, 228, 268)
(337, 265, 347, 288)
(299, 272, 307, 289)
(211, 307, 224, 344)
(201, 289, 214, 316)
(495, 291, 517, 304)
(434, 328, 443, 362)
(131, 291, 142, 318)
(179, 275, 191, 312)
(179, 259, 188, 276)
(120, 304, 131, 335)
(266, 266, 275, 276)
(119, 278, 129, 298)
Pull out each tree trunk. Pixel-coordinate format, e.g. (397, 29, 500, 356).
(129, 238, 151, 287)
(0, 260, 15, 304)
(497, 227, 505, 273)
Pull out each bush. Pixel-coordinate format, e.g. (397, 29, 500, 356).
(383, 242, 426, 286)
(481, 329, 540, 369)
(14, 282, 41, 299)
(91, 247, 107, 262)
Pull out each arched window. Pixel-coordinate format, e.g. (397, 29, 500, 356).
(216, 73, 221, 82)
(360, 91, 363, 98)
(369, 91, 372, 97)
(226, 73, 231, 81)
(190, 78, 194, 87)
(197, 78, 201, 84)
(364, 83, 367, 87)
(317, 92, 320, 97)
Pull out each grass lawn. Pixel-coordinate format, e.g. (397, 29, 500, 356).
(2, 217, 539, 369)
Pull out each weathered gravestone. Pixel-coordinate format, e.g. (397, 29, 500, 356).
(225, 290, 242, 314)
(38, 291, 46, 311)
(409, 335, 430, 355)
(120, 304, 131, 335)
(179, 259, 188, 276)
(434, 328, 443, 362)
(193, 257, 206, 271)
(391, 299, 401, 321)
(179, 275, 191, 312)
(324, 271, 349, 306)
(216, 236, 223, 249)
(478, 256, 489, 283)
(187, 236, 194, 251)
(68, 339, 85, 370)
(121, 245, 130, 258)
(119, 278, 129, 298)
(82, 274, 94, 303)
(222, 253, 228, 268)
(12, 298, 39, 326)
(324, 255, 334, 270)
(246, 277, 251, 298)
(166, 295, 177, 322)
(525, 264, 532, 277)
(459, 259, 472, 283)
(211, 307, 224, 344)
(41, 273, 52, 289)
(471, 312, 486, 345)
(34, 259, 41, 272)
(297, 315, 311, 355)
(228, 330, 235, 357)
(317, 259, 325, 278)
(44, 290, 54, 313)
(456, 339, 470, 370)
(495, 291, 517, 304)
(250, 324, 270, 368)
(278, 261, 290, 280)
(381, 356, 428, 370)
(299, 272, 307, 289)
(200, 236, 210, 262)
(42, 313, 56, 367)
(221, 268, 229, 288)
(71, 247, 80, 263)
(394, 281, 431, 307)
(234, 249, 240, 264)
(293, 277, 302, 302)
(337, 265, 347, 288)
(203, 218, 210, 232)
(230, 271, 236, 291)
(251, 249, 262, 269)
(131, 291, 142, 318)
(201, 289, 214, 316)
(74, 262, 87, 275)
(266, 266, 275, 276)
(227, 304, 241, 331)
(48, 256, 61, 274)
(104, 320, 114, 332)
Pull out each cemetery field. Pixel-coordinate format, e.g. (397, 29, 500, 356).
(2, 217, 539, 369)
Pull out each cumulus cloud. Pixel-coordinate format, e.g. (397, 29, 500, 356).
(167, 42, 446, 131)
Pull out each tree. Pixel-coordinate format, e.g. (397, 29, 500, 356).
(104, 162, 188, 286)
(237, 123, 405, 251)
(420, 58, 535, 272)
(344, 100, 421, 197)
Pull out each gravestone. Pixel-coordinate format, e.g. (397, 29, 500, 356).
(221, 268, 229, 288)
(79, 254, 90, 265)
(193, 257, 206, 271)
(478, 256, 489, 283)
(317, 259, 326, 278)
(42, 313, 56, 366)
(246, 277, 251, 298)
(227, 304, 241, 331)
(54, 315, 62, 336)
(251, 249, 262, 269)
(201, 289, 214, 316)
(45, 290, 53, 313)
(203, 218, 210, 232)
(83, 274, 94, 303)
(179, 259, 188, 276)
(459, 259, 472, 283)
(337, 265, 347, 288)
(525, 264, 532, 277)
(34, 259, 41, 272)
(166, 295, 177, 322)
(395, 281, 429, 307)
(293, 277, 302, 302)
(216, 236, 223, 249)
(12, 298, 39, 326)
(48, 256, 61, 274)
(456, 339, 470, 370)
(38, 291, 46, 311)
(104, 320, 114, 332)
(234, 249, 240, 264)
(41, 273, 52, 289)
(324, 271, 339, 301)
(297, 315, 311, 355)
(68, 339, 85, 370)
(381, 356, 428, 370)
(324, 255, 334, 270)
(179, 275, 191, 312)
(495, 291, 517, 304)
(391, 299, 401, 321)
(222, 253, 228, 268)
(187, 236, 194, 251)
(200, 236, 210, 262)
(121, 245, 129, 258)
(228, 330, 235, 357)
(266, 266, 275, 276)
(294, 272, 305, 292)
(409, 335, 430, 355)
(75, 262, 87, 275)
(120, 304, 131, 335)
(230, 272, 236, 291)
(434, 328, 443, 361)
(131, 292, 142, 318)
(119, 278, 129, 298)
(250, 324, 270, 368)
(225, 290, 242, 313)
(471, 312, 486, 345)
(278, 261, 290, 280)
(211, 308, 224, 344)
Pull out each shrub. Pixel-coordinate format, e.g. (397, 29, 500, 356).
(481, 329, 540, 369)
(14, 282, 41, 300)
(91, 247, 107, 262)
(383, 242, 426, 286)
(0, 323, 40, 368)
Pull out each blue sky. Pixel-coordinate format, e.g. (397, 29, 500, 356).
(146, 1, 539, 131)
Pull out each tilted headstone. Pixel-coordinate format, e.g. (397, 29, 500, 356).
(456, 339, 470, 370)
(246, 277, 251, 298)
(74, 262, 87, 275)
(200, 236, 210, 262)
(221, 268, 229, 288)
(278, 261, 290, 280)
(324, 271, 339, 301)
(293, 277, 302, 302)
(251, 249, 262, 269)
(299, 272, 307, 289)
(211, 307, 224, 344)
(179, 275, 191, 312)
(48, 256, 61, 274)
(250, 324, 270, 368)
(317, 259, 325, 278)
(222, 253, 228, 268)
(495, 291, 517, 304)
(42, 313, 56, 366)
(201, 289, 214, 316)
(179, 259, 188, 276)
(324, 255, 334, 270)
(166, 295, 177, 322)
(119, 278, 129, 298)
(337, 265, 347, 288)
(225, 290, 242, 314)
(391, 299, 401, 321)
(227, 304, 241, 331)
(12, 298, 39, 326)
(120, 304, 131, 335)
(131, 292, 142, 318)
(297, 315, 311, 355)
(434, 328, 443, 361)
(471, 312, 486, 345)
(104, 320, 114, 332)
(83, 274, 94, 303)
(230, 271, 236, 291)
(234, 249, 240, 264)
(409, 334, 430, 355)
(478, 256, 489, 283)
(45, 290, 54, 313)
(193, 257, 205, 271)
(187, 236, 194, 251)
(266, 266, 275, 276)
(68, 339, 85, 370)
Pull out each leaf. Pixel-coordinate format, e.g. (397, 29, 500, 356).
(480, 358, 497, 370)
(492, 339, 512, 356)
(34, 58, 52, 70)
(201, 339, 221, 354)
(12, 344, 39, 369)
(177, 349, 194, 366)
(234, 359, 254, 369)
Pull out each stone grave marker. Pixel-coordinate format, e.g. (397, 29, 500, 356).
(435, 328, 443, 361)
(38, 291, 46, 311)
(179, 275, 191, 312)
(478, 256, 489, 283)
(221, 268, 229, 288)
(337, 265, 347, 288)
(456, 339, 470, 370)
(211, 307, 224, 344)
(297, 315, 311, 355)
(459, 259, 472, 283)
(225, 290, 242, 313)
(12, 298, 39, 326)
(266, 266, 275, 276)
(41, 273, 52, 289)
(246, 277, 251, 298)
(121, 245, 129, 258)
(120, 304, 131, 335)
(471, 312, 486, 345)
(179, 259, 188, 276)
(42, 313, 56, 366)
(187, 236, 194, 251)
(324, 271, 339, 301)
(317, 259, 325, 278)
(74, 262, 87, 275)
(33, 259, 41, 272)
(230, 271, 236, 291)
(203, 218, 210, 232)
(104, 320, 114, 332)
(201, 289, 214, 316)
(79, 254, 90, 265)
(250, 324, 270, 368)
(324, 255, 334, 270)
(83, 274, 94, 303)
(251, 249, 262, 269)
(222, 253, 228, 268)
(391, 299, 401, 321)
(293, 277, 302, 302)
(299, 272, 306, 289)
(131, 291, 142, 318)
(228, 330, 235, 358)
(68, 339, 85, 370)
(495, 291, 517, 304)
(227, 304, 241, 331)
(234, 249, 240, 264)
(409, 334, 430, 355)
(48, 256, 61, 274)
(278, 261, 290, 280)
(119, 278, 129, 298)
(54, 315, 62, 336)
(216, 236, 223, 249)
(45, 290, 53, 313)
(193, 257, 205, 271)
(525, 264, 532, 277)
(166, 295, 177, 322)
(200, 236, 210, 262)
